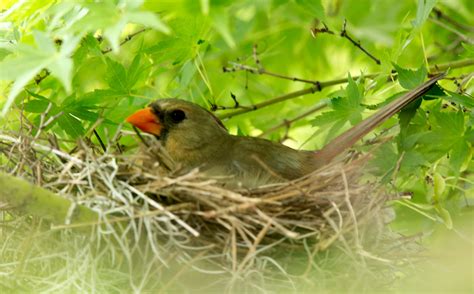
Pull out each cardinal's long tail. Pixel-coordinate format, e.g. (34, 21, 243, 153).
(313, 72, 446, 167)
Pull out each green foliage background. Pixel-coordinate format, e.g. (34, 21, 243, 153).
(0, 0, 473, 292)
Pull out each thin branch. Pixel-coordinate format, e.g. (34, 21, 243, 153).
(428, 37, 464, 62)
(340, 19, 381, 65)
(432, 7, 474, 33)
(209, 93, 252, 111)
(224, 62, 323, 85)
(219, 58, 473, 119)
(93, 129, 107, 152)
(428, 17, 474, 44)
(310, 22, 334, 38)
(258, 103, 327, 138)
(252, 43, 263, 71)
(310, 20, 381, 64)
(218, 86, 319, 119)
(101, 28, 149, 54)
(428, 58, 474, 75)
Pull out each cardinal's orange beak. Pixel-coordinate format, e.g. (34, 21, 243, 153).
(126, 107, 161, 136)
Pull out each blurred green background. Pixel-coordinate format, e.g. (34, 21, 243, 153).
(0, 0, 473, 292)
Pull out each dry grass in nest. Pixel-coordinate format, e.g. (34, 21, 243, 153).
(0, 125, 410, 292)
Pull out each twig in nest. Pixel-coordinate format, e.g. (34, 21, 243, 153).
(93, 129, 107, 152)
(133, 126, 174, 171)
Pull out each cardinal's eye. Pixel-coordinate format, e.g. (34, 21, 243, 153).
(169, 109, 186, 123)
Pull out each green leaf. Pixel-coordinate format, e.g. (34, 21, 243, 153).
(399, 99, 422, 131)
(78, 89, 124, 107)
(295, 0, 325, 20)
(449, 140, 470, 174)
(146, 17, 207, 65)
(444, 91, 474, 108)
(126, 54, 147, 90)
(68, 2, 169, 53)
(400, 150, 427, 170)
(38, 32, 80, 93)
(312, 76, 365, 141)
(127, 11, 170, 34)
(412, 0, 436, 29)
(24, 99, 51, 113)
(370, 142, 399, 181)
(104, 8, 169, 53)
(105, 58, 129, 92)
(68, 108, 100, 122)
(461, 42, 474, 58)
(433, 173, 446, 199)
(210, 10, 236, 48)
(436, 206, 453, 229)
(0, 31, 80, 116)
(346, 74, 361, 105)
(57, 113, 85, 139)
(104, 55, 146, 94)
(0, 49, 50, 116)
(423, 84, 445, 100)
(393, 63, 427, 89)
(414, 111, 466, 162)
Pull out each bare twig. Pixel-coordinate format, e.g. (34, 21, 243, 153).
(253, 44, 263, 71)
(310, 22, 334, 38)
(429, 17, 474, 44)
(220, 58, 473, 119)
(258, 103, 327, 138)
(93, 129, 107, 152)
(310, 20, 381, 65)
(224, 62, 324, 85)
(432, 7, 474, 33)
(101, 28, 149, 54)
(218, 86, 319, 119)
(340, 19, 381, 65)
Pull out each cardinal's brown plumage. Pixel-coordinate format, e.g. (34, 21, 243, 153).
(127, 73, 444, 187)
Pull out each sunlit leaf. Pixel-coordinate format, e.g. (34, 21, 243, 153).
(295, 0, 325, 20)
(393, 63, 427, 90)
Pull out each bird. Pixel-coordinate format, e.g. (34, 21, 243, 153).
(126, 74, 444, 187)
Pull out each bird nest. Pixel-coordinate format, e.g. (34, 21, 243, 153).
(0, 127, 404, 292)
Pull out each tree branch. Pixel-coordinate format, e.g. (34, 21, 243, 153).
(219, 58, 473, 119)
(428, 17, 474, 44)
(432, 7, 474, 33)
(0, 172, 98, 226)
(257, 103, 327, 138)
(101, 28, 149, 54)
(339, 19, 381, 65)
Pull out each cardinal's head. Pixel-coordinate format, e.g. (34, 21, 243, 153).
(126, 99, 229, 166)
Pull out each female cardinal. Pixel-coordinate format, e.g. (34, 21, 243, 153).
(126, 74, 443, 187)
